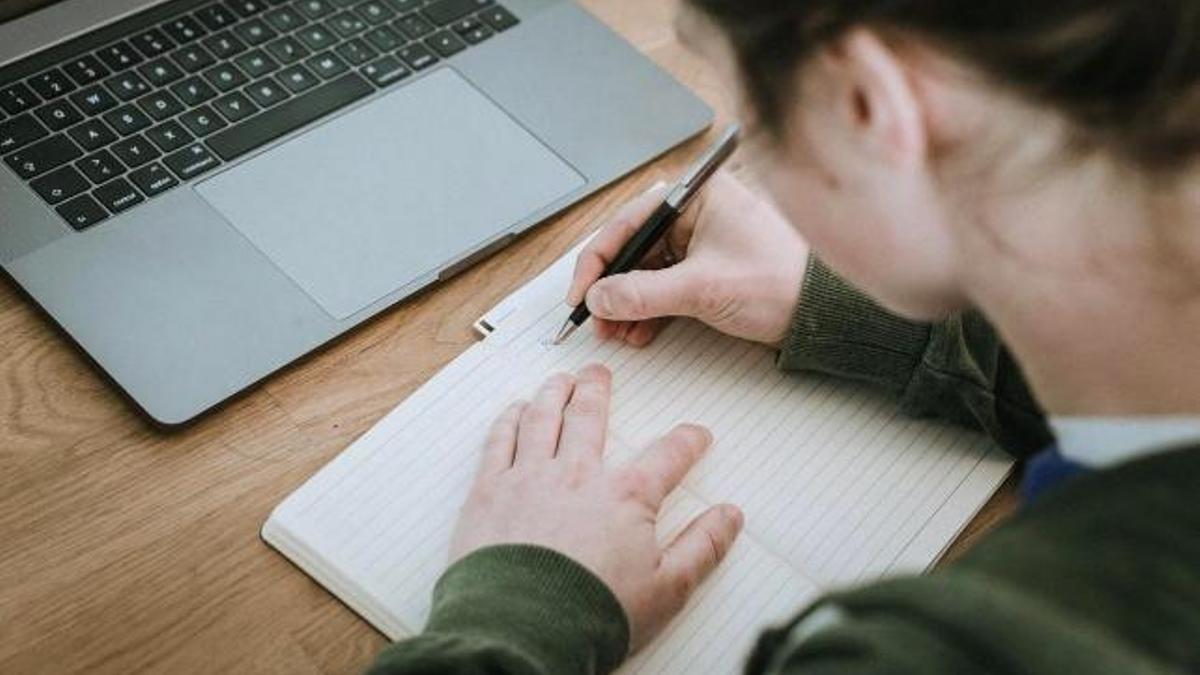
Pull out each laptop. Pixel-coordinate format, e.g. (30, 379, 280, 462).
(0, 0, 711, 425)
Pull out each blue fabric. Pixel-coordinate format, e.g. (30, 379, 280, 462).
(1021, 444, 1089, 504)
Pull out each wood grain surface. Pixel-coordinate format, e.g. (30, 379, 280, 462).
(0, 1, 1017, 672)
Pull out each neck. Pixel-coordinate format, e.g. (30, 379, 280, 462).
(959, 155, 1200, 416)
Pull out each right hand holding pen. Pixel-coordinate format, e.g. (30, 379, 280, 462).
(568, 170, 810, 347)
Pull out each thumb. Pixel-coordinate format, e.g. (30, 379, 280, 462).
(658, 504, 743, 602)
(586, 265, 705, 322)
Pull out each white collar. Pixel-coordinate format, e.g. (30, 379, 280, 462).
(1050, 417, 1200, 469)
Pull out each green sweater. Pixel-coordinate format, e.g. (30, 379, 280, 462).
(366, 258, 1200, 675)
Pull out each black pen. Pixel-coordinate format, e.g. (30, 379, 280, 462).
(552, 125, 741, 345)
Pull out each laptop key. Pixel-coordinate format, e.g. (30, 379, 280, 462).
(62, 56, 111, 86)
(106, 72, 152, 101)
(4, 134, 83, 179)
(76, 149, 124, 184)
(234, 49, 280, 77)
(459, 23, 492, 44)
(306, 51, 349, 79)
(111, 134, 162, 168)
(164, 143, 220, 180)
(384, 0, 420, 13)
(179, 105, 227, 136)
(93, 177, 144, 213)
(171, 76, 219, 106)
(203, 32, 249, 59)
(204, 63, 250, 92)
(360, 55, 408, 87)
(0, 84, 40, 115)
(69, 85, 118, 116)
(421, 0, 491, 27)
(265, 6, 308, 32)
(162, 16, 208, 44)
(137, 91, 186, 121)
(173, 44, 218, 73)
(365, 25, 403, 51)
(57, 193, 109, 230)
(425, 30, 466, 57)
(128, 162, 179, 197)
(96, 43, 144, 72)
(232, 18, 278, 46)
(278, 65, 319, 92)
(335, 38, 377, 65)
(394, 12, 434, 39)
(396, 42, 437, 70)
(227, 0, 269, 17)
(146, 120, 195, 152)
(213, 91, 259, 122)
(103, 105, 152, 135)
(196, 3, 241, 31)
(207, 72, 371, 161)
(130, 29, 178, 58)
(479, 4, 517, 31)
(28, 69, 76, 100)
(295, 0, 334, 20)
(140, 57, 186, 87)
(297, 24, 337, 51)
(357, 1, 396, 24)
(0, 114, 48, 153)
(327, 11, 368, 38)
(34, 100, 83, 131)
(266, 36, 310, 64)
(245, 77, 290, 107)
(68, 119, 117, 151)
(31, 165, 90, 204)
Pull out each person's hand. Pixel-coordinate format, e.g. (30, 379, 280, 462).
(568, 170, 810, 347)
(449, 365, 744, 651)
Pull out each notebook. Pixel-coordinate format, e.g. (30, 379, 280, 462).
(263, 239, 1013, 674)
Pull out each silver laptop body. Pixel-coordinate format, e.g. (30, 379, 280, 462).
(0, 0, 711, 425)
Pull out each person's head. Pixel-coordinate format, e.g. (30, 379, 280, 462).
(678, 0, 1200, 322)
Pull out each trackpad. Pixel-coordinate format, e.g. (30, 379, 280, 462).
(197, 69, 584, 320)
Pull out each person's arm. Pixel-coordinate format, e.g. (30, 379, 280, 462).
(743, 445, 1200, 675)
(779, 257, 1052, 458)
(366, 546, 628, 675)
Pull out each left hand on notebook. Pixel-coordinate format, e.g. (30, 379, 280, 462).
(449, 364, 744, 650)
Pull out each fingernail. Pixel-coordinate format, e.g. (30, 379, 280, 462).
(588, 286, 612, 318)
(645, 180, 668, 195)
(724, 505, 744, 529)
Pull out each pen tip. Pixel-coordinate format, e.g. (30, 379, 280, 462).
(553, 321, 578, 346)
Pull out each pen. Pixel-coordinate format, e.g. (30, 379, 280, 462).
(552, 124, 741, 345)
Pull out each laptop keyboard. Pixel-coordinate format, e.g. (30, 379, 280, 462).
(0, 0, 519, 231)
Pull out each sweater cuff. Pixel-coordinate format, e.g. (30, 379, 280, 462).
(425, 544, 630, 674)
(778, 256, 932, 395)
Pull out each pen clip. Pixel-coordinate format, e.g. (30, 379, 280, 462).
(666, 124, 741, 210)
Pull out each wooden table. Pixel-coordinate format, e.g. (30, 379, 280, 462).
(0, 1, 1018, 672)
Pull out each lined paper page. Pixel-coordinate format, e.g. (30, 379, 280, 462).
(265, 247, 1011, 673)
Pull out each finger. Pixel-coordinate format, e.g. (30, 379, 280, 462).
(514, 373, 576, 465)
(658, 504, 743, 601)
(585, 264, 704, 323)
(625, 318, 670, 348)
(592, 318, 623, 341)
(558, 364, 612, 460)
(626, 424, 713, 506)
(479, 401, 526, 475)
(568, 184, 671, 306)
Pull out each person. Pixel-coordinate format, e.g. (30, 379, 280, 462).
(367, 0, 1200, 672)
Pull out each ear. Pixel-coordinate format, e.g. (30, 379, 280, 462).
(827, 28, 928, 171)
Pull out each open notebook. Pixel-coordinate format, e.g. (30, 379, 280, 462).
(263, 241, 1013, 674)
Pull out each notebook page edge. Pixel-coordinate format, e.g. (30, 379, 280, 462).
(262, 513, 413, 640)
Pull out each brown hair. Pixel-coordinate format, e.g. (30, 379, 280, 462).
(687, 0, 1200, 169)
